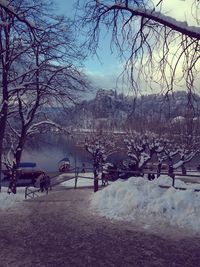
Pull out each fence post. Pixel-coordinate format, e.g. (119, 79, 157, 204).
(168, 165, 175, 187)
(171, 174, 175, 187)
(25, 187, 27, 199)
(74, 167, 79, 189)
(94, 168, 98, 192)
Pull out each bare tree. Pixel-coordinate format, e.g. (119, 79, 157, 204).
(79, 0, 200, 95)
(0, 0, 88, 193)
(85, 131, 119, 191)
(174, 146, 199, 175)
(78, 0, 200, 170)
(124, 134, 161, 172)
(0, 0, 38, 190)
(155, 137, 199, 176)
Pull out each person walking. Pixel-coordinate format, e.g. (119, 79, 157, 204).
(81, 163, 86, 173)
(39, 172, 45, 192)
(44, 174, 52, 193)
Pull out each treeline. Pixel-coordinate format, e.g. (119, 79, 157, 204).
(59, 89, 200, 134)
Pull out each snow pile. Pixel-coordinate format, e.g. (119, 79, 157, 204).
(0, 187, 25, 210)
(91, 175, 200, 232)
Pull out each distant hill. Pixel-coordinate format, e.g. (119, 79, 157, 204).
(50, 89, 200, 131)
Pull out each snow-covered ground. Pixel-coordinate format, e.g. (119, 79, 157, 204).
(60, 172, 95, 187)
(0, 173, 95, 210)
(0, 187, 25, 210)
(91, 175, 200, 232)
(1, 173, 200, 233)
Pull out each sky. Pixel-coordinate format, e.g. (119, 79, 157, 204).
(54, 0, 122, 91)
(53, 0, 199, 95)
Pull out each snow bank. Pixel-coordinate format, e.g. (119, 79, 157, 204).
(91, 175, 200, 232)
(0, 187, 25, 210)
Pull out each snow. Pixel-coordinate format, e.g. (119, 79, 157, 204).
(61, 172, 95, 187)
(0, 187, 25, 210)
(139, 152, 150, 168)
(110, 4, 200, 39)
(171, 116, 185, 124)
(173, 160, 184, 169)
(2, 172, 200, 232)
(0, 0, 36, 28)
(27, 120, 68, 135)
(0, 173, 95, 211)
(141, 7, 200, 35)
(91, 175, 200, 232)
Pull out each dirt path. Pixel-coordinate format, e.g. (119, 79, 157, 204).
(0, 187, 200, 267)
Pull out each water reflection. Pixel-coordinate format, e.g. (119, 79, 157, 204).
(20, 134, 128, 172)
(22, 134, 92, 172)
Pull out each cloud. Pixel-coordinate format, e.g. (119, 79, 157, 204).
(87, 71, 117, 89)
(154, 0, 198, 26)
(125, 0, 200, 94)
(86, 68, 159, 96)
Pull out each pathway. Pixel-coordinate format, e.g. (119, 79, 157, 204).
(0, 187, 200, 267)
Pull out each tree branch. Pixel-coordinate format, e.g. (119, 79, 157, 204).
(106, 4, 200, 40)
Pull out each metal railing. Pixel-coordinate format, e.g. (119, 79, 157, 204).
(24, 168, 77, 199)
(25, 186, 41, 199)
(99, 168, 200, 187)
(23, 167, 200, 199)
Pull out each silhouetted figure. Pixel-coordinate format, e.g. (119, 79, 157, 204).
(101, 172, 109, 186)
(81, 163, 86, 173)
(39, 173, 45, 192)
(45, 175, 52, 193)
(148, 173, 155, 181)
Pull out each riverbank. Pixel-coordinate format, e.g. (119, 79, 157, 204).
(0, 186, 200, 266)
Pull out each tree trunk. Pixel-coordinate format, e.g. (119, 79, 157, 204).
(0, 145, 2, 192)
(15, 144, 24, 168)
(93, 167, 99, 192)
(181, 164, 187, 175)
(14, 129, 27, 168)
(168, 159, 175, 187)
(0, 22, 11, 192)
(0, 70, 9, 192)
(0, 116, 7, 192)
(8, 130, 27, 194)
(157, 163, 162, 178)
